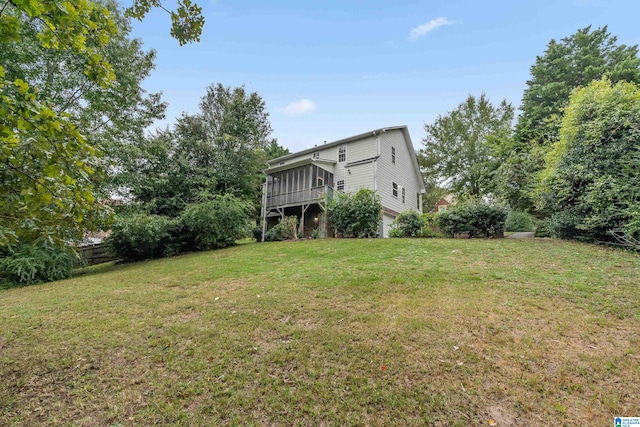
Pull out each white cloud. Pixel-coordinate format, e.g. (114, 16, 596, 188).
(282, 99, 316, 116)
(409, 17, 456, 41)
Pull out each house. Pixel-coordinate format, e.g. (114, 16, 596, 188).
(261, 126, 426, 239)
(432, 194, 455, 213)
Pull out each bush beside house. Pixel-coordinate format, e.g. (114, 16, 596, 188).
(437, 202, 508, 238)
(328, 189, 382, 238)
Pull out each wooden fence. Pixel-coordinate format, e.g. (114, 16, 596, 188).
(77, 243, 118, 267)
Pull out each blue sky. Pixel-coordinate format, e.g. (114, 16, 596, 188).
(127, 0, 640, 153)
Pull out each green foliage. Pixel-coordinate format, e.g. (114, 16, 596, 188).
(253, 227, 264, 242)
(501, 26, 640, 212)
(0, 71, 111, 246)
(419, 93, 514, 198)
(179, 194, 252, 251)
(1, 1, 167, 202)
(265, 225, 284, 242)
(328, 189, 382, 238)
(436, 202, 508, 238)
(311, 228, 320, 239)
(0, 243, 74, 288)
(506, 211, 536, 232)
(516, 26, 640, 147)
(265, 216, 298, 242)
(0, 0, 119, 246)
(124, 84, 284, 217)
(534, 220, 552, 238)
(126, 0, 205, 45)
(535, 78, 640, 242)
(390, 211, 423, 237)
(106, 213, 178, 262)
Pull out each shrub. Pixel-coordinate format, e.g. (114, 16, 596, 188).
(534, 219, 552, 238)
(390, 211, 423, 237)
(437, 201, 507, 238)
(419, 213, 443, 238)
(265, 216, 298, 242)
(0, 243, 74, 287)
(253, 226, 264, 242)
(328, 189, 382, 238)
(506, 211, 536, 232)
(106, 213, 177, 262)
(179, 194, 253, 251)
(265, 223, 284, 242)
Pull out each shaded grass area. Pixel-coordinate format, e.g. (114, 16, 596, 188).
(1, 238, 639, 426)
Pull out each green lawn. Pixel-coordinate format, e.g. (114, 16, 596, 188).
(1, 238, 639, 426)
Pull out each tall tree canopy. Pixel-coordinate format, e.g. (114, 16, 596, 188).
(122, 83, 288, 218)
(534, 78, 640, 242)
(419, 94, 514, 199)
(516, 25, 640, 147)
(496, 26, 640, 212)
(0, 0, 197, 246)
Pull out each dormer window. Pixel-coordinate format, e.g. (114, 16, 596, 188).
(338, 146, 346, 162)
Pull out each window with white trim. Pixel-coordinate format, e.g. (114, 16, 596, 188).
(392, 182, 398, 198)
(338, 146, 346, 162)
(336, 180, 344, 191)
(391, 147, 396, 164)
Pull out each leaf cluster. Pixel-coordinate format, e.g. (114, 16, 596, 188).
(436, 201, 507, 238)
(328, 189, 382, 238)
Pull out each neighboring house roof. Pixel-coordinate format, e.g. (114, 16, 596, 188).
(267, 125, 425, 193)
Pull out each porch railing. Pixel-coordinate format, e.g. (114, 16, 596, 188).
(265, 185, 333, 208)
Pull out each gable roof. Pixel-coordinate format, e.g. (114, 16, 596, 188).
(268, 125, 425, 192)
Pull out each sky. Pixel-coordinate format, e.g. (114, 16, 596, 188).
(126, 0, 640, 153)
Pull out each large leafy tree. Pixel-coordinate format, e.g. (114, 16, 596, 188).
(0, 0, 201, 246)
(498, 26, 640, 211)
(174, 83, 278, 200)
(419, 94, 514, 198)
(1, 1, 167, 196)
(535, 78, 640, 242)
(516, 25, 640, 146)
(123, 84, 287, 217)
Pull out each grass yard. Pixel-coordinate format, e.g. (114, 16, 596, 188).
(1, 238, 639, 426)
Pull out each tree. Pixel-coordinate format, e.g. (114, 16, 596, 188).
(535, 78, 640, 242)
(419, 94, 514, 199)
(122, 84, 287, 218)
(1, 0, 167, 197)
(126, 0, 204, 45)
(516, 26, 640, 147)
(169, 83, 279, 202)
(499, 26, 640, 212)
(328, 189, 382, 238)
(122, 128, 220, 217)
(0, 0, 202, 247)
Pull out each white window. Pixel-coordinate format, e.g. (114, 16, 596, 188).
(317, 176, 324, 187)
(391, 147, 396, 164)
(392, 182, 398, 198)
(336, 180, 344, 191)
(338, 146, 346, 162)
(402, 187, 406, 203)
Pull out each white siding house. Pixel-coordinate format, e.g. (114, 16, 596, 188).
(261, 126, 425, 238)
